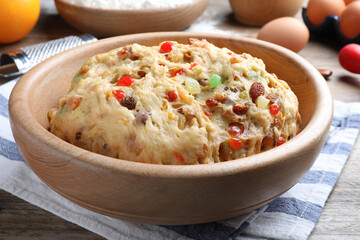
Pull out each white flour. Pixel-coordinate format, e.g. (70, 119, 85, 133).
(64, 0, 193, 9)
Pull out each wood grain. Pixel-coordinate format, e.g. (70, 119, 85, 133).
(229, 0, 304, 26)
(0, 0, 359, 238)
(0, 191, 103, 240)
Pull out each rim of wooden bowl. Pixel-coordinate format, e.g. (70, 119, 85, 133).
(9, 32, 333, 179)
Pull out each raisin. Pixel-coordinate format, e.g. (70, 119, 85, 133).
(75, 132, 82, 141)
(261, 135, 274, 151)
(205, 98, 219, 107)
(214, 92, 227, 103)
(266, 93, 279, 104)
(233, 104, 249, 115)
(203, 108, 212, 117)
(227, 123, 244, 137)
(138, 70, 146, 78)
(249, 82, 265, 102)
(198, 79, 209, 87)
(274, 112, 284, 130)
(121, 96, 136, 110)
(219, 142, 231, 162)
(136, 111, 151, 125)
(183, 51, 194, 63)
(129, 47, 140, 60)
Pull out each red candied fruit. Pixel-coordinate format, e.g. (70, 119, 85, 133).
(227, 123, 244, 137)
(160, 42, 174, 53)
(174, 153, 184, 163)
(170, 68, 185, 77)
(112, 90, 126, 101)
(190, 62, 199, 70)
(270, 103, 280, 115)
(117, 48, 127, 56)
(166, 90, 178, 102)
(229, 137, 244, 150)
(276, 136, 286, 146)
(116, 76, 135, 87)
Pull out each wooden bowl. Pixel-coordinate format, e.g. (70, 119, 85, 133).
(9, 32, 332, 225)
(55, 0, 208, 37)
(229, 0, 305, 26)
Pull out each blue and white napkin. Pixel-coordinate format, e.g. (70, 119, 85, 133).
(0, 76, 359, 239)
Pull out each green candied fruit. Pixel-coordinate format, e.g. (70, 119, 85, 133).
(209, 74, 222, 88)
(247, 70, 262, 81)
(59, 106, 66, 115)
(72, 73, 82, 84)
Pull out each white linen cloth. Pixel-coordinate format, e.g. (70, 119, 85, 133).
(0, 76, 359, 239)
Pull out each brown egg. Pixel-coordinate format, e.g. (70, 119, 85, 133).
(340, 1, 360, 38)
(257, 17, 309, 53)
(344, 0, 360, 5)
(307, 0, 345, 25)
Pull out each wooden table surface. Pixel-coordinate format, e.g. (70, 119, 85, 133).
(1, 0, 359, 239)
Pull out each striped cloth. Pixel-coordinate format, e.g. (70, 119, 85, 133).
(0, 78, 359, 240)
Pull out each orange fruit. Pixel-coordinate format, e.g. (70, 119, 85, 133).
(0, 0, 40, 44)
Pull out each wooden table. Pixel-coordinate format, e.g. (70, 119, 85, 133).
(1, 0, 359, 239)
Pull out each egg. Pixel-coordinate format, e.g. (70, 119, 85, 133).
(340, 1, 360, 39)
(306, 0, 345, 25)
(344, 0, 360, 5)
(257, 17, 309, 53)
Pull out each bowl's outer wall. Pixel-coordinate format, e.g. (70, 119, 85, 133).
(230, 0, 304, 26)
(55, 0, 208, 37)
(9, 33, 333, 224)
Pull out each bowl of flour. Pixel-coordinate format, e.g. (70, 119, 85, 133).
(55, 0, 208, 37)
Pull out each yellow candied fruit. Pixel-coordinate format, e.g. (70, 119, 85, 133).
(161, 100, 168, 110)
(168, 112, 175, 120)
